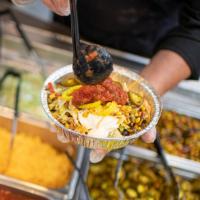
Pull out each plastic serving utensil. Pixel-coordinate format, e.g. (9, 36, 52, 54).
(69, 0, 113, 84)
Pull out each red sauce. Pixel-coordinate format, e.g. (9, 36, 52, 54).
(0, 185, 48, 200)
(72, 78, 128, 106)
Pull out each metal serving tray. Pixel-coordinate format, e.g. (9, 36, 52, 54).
(0, 175, 63, 200)
(76, 153, 200, 200)
(128, 89, 200, 176)
(0, 106, 85, 200)
(163, 89, 200, 120)
(0, 146, 85, 200)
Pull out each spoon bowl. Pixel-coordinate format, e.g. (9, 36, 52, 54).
(73, 43, 113, 84)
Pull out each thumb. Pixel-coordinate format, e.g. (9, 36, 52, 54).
(89, 149, 108, 163)
(141, 127, 157, 143)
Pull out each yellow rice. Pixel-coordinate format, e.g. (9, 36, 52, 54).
(0, 127, 73, 189)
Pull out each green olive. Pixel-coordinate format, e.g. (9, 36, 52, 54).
(137, 184, 146, 193)
(126, 188, 138, 198)
(128, 92, 143, 106)
(139, 175, 150, 184)
(60, 77, 79, 87)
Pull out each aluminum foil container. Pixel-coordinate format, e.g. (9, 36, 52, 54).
(41, 65, 161, 151)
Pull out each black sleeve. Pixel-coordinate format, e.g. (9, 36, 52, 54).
(157, 0, 200, 80)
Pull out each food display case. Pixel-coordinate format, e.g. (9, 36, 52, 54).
(1, 14, 200, 200)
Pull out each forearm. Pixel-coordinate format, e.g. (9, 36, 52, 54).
(140, 50, 191, 96)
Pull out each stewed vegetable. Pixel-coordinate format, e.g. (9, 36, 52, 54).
(47, 77, 151, 138)
(134, 111, 200, 161)
(87, 157, 200, 200)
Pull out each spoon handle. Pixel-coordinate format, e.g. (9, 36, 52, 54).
(70, 0, 80, 61)
(154, 135, 180, 199)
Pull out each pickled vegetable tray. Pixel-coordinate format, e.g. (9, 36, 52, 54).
(128, 89, 200, 176)
(88, 156, 200, 200)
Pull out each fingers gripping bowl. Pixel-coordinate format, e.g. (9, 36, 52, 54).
(41, 65, 161, 151)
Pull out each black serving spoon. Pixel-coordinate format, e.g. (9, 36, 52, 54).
(69, 0, 113, 84)
(154, 135, 180, 199)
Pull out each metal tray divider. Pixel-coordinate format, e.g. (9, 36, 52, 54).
(125, 145, 200, 176)
(109, 151, 198, 179)
(67, 146, 88, 200)
(0, 175, 64, 200)
(73, 149, 91, 200)
(162, 92, 200, 120)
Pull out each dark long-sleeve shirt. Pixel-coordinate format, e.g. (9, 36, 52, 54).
(54, 0, 200, 79)
(156, 0, 200, 79)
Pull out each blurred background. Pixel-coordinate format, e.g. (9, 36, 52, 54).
(0, 0, 200, 200)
